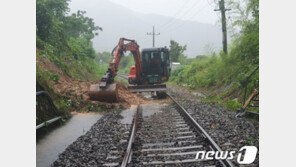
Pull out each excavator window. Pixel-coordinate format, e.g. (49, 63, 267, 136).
(161, 52, 164, 62)
(144, 53, 149, 62)
(142, 51, 163, 76)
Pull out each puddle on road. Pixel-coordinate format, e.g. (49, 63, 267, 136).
(36, 112, 102, 167)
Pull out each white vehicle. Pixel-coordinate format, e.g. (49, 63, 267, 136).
(171, 62, 181, 70)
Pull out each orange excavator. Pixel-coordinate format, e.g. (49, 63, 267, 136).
(88, 38, 170, 102)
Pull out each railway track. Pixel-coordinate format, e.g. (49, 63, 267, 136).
(124, 95, 234, 167)
(109, 74, 235, 166)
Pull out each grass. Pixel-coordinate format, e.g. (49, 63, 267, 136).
(168, 54, 258, 113)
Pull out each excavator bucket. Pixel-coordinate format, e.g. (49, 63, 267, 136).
(87, 83, 119, 102)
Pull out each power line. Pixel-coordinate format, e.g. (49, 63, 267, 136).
(159, 0, 203, 31)
(158, 0, 192, 28)
(164, 1, 209, 33)
(160, 0, 202, 31)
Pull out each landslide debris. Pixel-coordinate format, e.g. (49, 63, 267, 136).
(37, 56, 150, 113)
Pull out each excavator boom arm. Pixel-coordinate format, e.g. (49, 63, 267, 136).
(88, 38, 142, 102)
(100, 38, 142, 88)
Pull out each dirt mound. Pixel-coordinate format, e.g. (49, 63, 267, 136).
(117, 83, 150, 107)
(37, 56, 150, 111)
(83, 82, 151, 109)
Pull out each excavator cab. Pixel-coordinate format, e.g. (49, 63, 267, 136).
(128, 47, 170, 85)
(141, 47, 170, 84)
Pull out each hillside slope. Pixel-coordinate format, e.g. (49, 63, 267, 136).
(36, 54, 149, 115)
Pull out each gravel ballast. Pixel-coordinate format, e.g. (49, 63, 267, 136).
(51, 111, 131, 166)
(168, 85, 259, 166)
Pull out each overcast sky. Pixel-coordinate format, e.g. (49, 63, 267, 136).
(70, 0, 221, 25)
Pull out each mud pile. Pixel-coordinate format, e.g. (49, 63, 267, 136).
(117, 82, 150, 107)
(37, 56, 150, 111)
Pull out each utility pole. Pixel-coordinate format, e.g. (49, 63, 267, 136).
(147, 26, 160, 47)
(214, 0, 230, 54)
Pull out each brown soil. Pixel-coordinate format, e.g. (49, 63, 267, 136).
(37, 56, 150, 111)
(117, 83, 151, 107)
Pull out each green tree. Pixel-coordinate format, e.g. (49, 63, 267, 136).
(118, 54, 134, 74)
(96, 52, 112, 64)
(63, 10, 102, 40)
(227, 0, 259, 65)
(168, 40, 187, 62)
(36, 0, 102, 60)
(36, 0, 69, 42)
(36, 0, 104, 81)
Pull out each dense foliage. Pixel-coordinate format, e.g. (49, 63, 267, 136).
(95, 51, 134, 74)
(36, 0, 108, 116)
(117, 54, 135, 74)
(36, 0, 105, 81)
(169, 0, 259, 111)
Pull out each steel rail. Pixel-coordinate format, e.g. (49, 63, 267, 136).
(167, 93, 235, 167)
(121, 105, 140, 167)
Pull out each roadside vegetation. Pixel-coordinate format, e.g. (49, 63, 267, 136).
(36, 0, 107, 117)
(37, 0, 106, 81)
(168, 0, 259, 112)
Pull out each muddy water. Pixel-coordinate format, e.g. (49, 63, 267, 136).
(36, 113, 102, 167)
